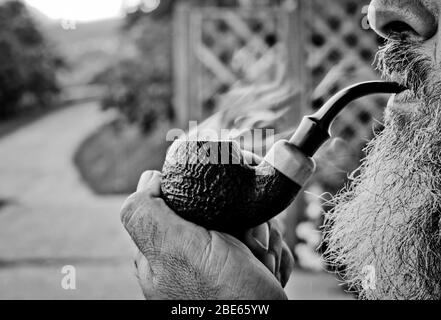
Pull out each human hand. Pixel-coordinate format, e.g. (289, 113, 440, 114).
(121, 170, 294, 300)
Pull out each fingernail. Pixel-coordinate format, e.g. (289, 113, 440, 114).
(142, 171, 154, 182)
(137, 171, 154, 191)
(252, 223, 269, 250)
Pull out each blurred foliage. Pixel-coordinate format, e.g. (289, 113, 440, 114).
(0, 0, 64, 119)
(74, 118, 171, 194)
(97, 0, 284, 132)
(96, 11, 173, 132)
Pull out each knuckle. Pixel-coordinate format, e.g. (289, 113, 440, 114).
(120, 192, 149, 226)
(152, 196, 167, 208)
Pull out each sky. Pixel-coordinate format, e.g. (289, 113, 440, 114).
(24, 0, 134, 22)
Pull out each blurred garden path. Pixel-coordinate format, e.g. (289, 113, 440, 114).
(0, 102, 143, 299)
(0, 101, 350, 299)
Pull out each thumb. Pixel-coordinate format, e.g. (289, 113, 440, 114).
(137, 170, 162, 196)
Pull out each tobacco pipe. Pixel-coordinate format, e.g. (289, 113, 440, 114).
(161, 81, 405, 233)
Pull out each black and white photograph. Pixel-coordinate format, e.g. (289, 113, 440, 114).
(0, 0, 440, 303)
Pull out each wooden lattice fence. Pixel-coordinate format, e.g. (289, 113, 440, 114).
(173, 0, 306, 129)
(306, 0, 388, 155)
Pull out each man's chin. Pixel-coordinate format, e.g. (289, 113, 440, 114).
(324, 99, 441, 299)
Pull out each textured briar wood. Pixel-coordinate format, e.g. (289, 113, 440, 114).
(161, 140, 301, 233)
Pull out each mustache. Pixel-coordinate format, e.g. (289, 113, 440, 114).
(375, 34, 436, 100)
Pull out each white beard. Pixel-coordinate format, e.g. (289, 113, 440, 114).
(323, 101, 441, 300)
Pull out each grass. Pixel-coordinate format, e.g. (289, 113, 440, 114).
(74, 119, 172, 195)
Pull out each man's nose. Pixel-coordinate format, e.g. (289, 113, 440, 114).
(368, 0, 438, 40)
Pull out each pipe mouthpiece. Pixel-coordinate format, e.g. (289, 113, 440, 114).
(290, 81, 406, 157)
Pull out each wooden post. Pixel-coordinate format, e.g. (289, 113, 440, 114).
(172, 2, 192, 129)
(189, 8, 203, 123)
(278, 0, 313, 253)
(282, 0, 311, 123)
